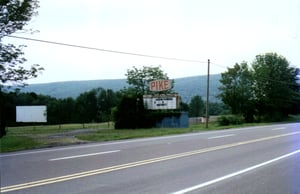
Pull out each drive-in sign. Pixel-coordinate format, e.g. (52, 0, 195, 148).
(143, 94, 179, 110)
(149, 79, 172, 92)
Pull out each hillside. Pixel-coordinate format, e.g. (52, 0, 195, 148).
(16, 74, 222, 103)
(18, 79, 128, 99)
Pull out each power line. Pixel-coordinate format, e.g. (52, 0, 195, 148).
(7, 35, 208, 64)
(210, 62, 228, 70)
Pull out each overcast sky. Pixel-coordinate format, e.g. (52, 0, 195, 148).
(5, 0, 300, 84)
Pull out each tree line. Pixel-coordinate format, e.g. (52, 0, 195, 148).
(3, 88, 119, 125)
(2, 86, 225, 127)
(2, 64, 226, 128)
(2, 66, 225, 128)
(218, 53, 300, 123)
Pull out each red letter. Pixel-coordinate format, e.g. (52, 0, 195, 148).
(150, 82, 156, 91)
(159, 80, 163, 90)
(164, 80, 169, 90)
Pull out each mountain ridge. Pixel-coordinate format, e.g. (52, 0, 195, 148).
(16, 74, 222, 103)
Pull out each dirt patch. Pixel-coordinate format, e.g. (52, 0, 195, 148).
(33, 129, 99, 147)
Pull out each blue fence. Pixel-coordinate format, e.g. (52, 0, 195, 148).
(155, 112, 189, 128)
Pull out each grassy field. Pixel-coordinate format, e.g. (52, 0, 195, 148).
(0, 123, 112, 152)
(1, 116, 299, 153)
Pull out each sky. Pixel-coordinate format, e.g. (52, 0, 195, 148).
(5, 0, 300, 84)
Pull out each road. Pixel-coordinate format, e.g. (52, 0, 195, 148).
(1, 123, 300, 194)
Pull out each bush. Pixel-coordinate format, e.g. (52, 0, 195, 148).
(217, 115, 244, 126)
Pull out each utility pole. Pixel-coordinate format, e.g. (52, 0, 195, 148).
(205, 59, 210, 128)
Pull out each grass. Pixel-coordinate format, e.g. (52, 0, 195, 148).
(0, 123, 111, 152)
(7, 122, 112, 135)
(78, 128, 193, 142)
(76, 122, 274, 142)
(0, 136, 43, 152)
(1, 116, 299, 153)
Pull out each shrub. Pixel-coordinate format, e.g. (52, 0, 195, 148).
(217, 115, 244, 126)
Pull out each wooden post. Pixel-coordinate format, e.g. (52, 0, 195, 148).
(205, 59, 210, 128)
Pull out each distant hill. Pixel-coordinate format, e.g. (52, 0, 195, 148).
(17, 79, 128, 99)
(16, 74, 222, 103)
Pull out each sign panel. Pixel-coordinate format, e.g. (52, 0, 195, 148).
(16, 106, 47, 123)
(149, 79, 172, 92)
(143, 94, 179, 110)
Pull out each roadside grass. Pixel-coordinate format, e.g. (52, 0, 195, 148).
(0, 136, 43, 152)
(76, 122, 273, 142)
(6, 122, 112, 135)
(1, 116, 299, 153)
(78, 127, 195, 142)
(0, 123, 111, 152)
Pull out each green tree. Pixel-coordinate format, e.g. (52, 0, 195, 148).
(219, 62, 255, 122)
(208, 102, 228, 116)
(113, 95, 145, 129)
(47, 98, 76, 124)
(125, 66, 172, 95)
(97, 88, 118, 122)
(0, 0, 43, 137)
(180, 101, 189, 112)
(76, 90, 98, 126)
(189, 95, 204, 117)
(114, 65, 180, 129)
(252, 53, 300, 120)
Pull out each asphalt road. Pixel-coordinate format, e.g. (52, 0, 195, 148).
(1, 123, 300, 194)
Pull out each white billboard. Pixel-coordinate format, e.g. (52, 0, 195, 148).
(143, 94, 179, 110)
(16, 106, 47, 123)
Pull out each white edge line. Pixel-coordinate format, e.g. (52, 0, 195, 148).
(171, 149, 300, 194)
(49, 150, 120, 161)
(272, 127, 286, 131)
(207, 134, 235, 139)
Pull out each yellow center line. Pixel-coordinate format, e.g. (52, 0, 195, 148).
(1, 131, 300, 193)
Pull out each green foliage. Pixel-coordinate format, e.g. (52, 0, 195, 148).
(189, 95, 204, 117)
(76, 89, 98, 123)
(113, 95, 146, 129)
(252, 53, 300, 120)
(219, 62, 255, 122)
(217, 115, 244, 126)
(0, 0, 39, 35)
(208, 102, 229, 115)
(179, 101, 189, 112)
(125, 66, 172, 95)
(1, 0, 43, 138)
(113, 88, 184, 129)
(219, 53, 300, 122)
(97, 88, 118, 122)
(0, 0, 43, 87)
(113, 65, 181, 129)
(3, 87, 120, 126)
(47, 97, 77, 124)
